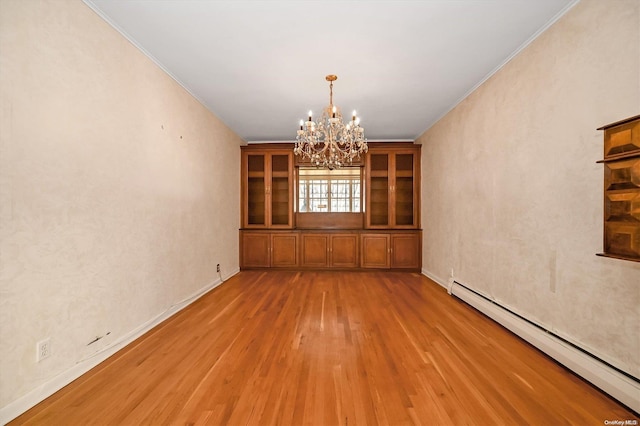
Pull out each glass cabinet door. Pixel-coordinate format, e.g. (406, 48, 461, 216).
(394, 153, 415, 227)
(243, 150, 293, 229)
(270, 154, 291, 226)
(368, 153, 390, 227)
(246, 154, 266, 226)
(365, 147, 420, 229)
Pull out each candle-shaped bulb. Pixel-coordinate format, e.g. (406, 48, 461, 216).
(299, 119, 304, 130)
(355, 117, 360, 126)
(308, 110, 313, 122)
(332, 106, 336, 118)
(352, 110, 357, 121)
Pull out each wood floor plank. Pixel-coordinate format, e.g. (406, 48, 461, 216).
(10, 271, 637, 425)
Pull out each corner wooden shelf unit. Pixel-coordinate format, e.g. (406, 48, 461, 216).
(240, 142, 422, 271)
(596, 114, 640, 262)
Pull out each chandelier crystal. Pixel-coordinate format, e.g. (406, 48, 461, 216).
(294, 75, 368, 169)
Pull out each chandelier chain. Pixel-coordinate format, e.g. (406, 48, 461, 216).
(329, 80, 333, 107)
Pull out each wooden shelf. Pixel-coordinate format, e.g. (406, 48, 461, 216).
(598, 115, 640, 262)
(596, 252, 640, 262)
(597, 152, 640, 163)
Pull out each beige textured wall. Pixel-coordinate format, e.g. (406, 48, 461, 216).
(418, 0, 639, 377)
(0, 0, 243, 408)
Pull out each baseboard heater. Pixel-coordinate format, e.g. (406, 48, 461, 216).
(448, 280, 640, 413)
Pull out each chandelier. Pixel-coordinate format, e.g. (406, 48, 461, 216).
(294, 75, 367, 169)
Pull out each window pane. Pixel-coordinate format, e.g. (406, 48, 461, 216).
(330, 179, 351, 212)
(307, 179, 328, 212)
(298, 167, 361, 213)
(331, 198, 349, 212)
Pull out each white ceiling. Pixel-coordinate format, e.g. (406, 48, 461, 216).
(84, 0, 577, 142)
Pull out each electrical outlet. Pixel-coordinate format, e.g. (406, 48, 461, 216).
(216, 264, 220, 273)
(37, 338, 51, 362)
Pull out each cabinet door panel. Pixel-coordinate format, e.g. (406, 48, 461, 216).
(301, 234, 329, 267)
(394, 153, 415, 227)
(245, 154, 267, 227)
(393, 152, 419, 228)
(369, 177, 389, 226)
(272, 234, 298, 267)
(241, 232, 270, 267)
(330, 234, 359, 268)
(367, 153, 390, 228)
(391, 233, 421, 269)
(270, 154, 293, 227)
(361, 234, 390, 268)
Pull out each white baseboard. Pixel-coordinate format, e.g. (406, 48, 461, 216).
(0, 269, 239, 425)
(447, 280, 640, 413)
(422, 269, 453, 294)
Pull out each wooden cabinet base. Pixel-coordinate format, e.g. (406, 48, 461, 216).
(391, 233, 421, 269)
(241, 230, 421, 271)
(240, 231, 298, 268)
(361, 234, 390, 268)
(240, 232, 271, 268)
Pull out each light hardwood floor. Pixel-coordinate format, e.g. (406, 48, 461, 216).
(12, 271, 637, 425)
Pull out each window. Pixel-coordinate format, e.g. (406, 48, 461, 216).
(298, 167, 361, 213)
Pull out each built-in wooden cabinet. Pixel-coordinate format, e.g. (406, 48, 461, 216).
(240, 231, 298, 268)
(242, 146, 294, 229)
(360, 232, 422, 269)
(365, 145, 420, 229)
(597, 115, 640, 262)
(240, 143, 422, 271)
(300, 233, 359, 268)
